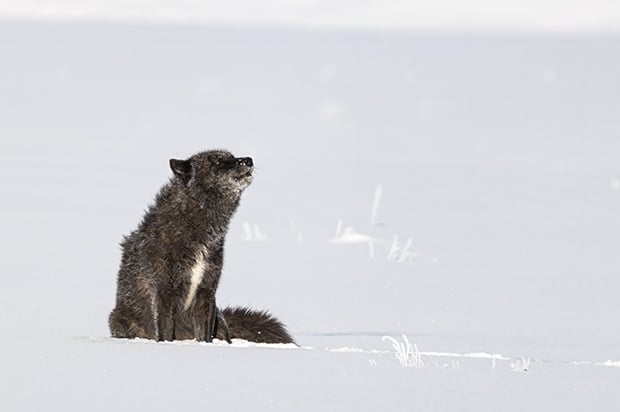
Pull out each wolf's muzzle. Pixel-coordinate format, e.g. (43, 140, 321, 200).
(236, 157, 253, 167)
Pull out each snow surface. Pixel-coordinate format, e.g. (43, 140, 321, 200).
(1, 18, 620, 411)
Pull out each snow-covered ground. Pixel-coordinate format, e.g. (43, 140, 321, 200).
(1, 17, 619, 411)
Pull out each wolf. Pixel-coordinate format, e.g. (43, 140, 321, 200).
(108, 150, 294, 344)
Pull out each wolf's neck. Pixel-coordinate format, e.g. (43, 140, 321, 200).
(184, 188, 239, 237)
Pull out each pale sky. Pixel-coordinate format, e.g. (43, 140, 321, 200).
(0, 0, 619, 33)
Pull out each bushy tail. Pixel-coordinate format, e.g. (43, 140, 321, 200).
(215, 306, 295, 345)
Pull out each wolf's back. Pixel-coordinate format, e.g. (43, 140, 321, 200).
(217, 306, 295, 344)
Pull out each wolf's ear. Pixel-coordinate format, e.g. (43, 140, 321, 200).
(169, 158, 192, 183)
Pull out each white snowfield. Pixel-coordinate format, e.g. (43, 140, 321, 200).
(1, 15, 619, 412)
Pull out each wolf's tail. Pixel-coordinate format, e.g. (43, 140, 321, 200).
(215, 306, 295, 345)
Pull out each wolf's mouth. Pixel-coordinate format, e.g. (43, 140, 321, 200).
(236, 170, 253, 180)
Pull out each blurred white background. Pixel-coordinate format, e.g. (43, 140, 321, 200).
(1, 0, 619, 33)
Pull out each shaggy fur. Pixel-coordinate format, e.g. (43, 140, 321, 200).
(109, 150, 254, 342)
(217, 306, 295, 344)
(171, 306, 295, 344)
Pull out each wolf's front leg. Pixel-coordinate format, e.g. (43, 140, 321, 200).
(205, 299, 218, 342)
(215, 307, 232, 343)
(156, 298, 175, 341)
(192, 288, 216, 342)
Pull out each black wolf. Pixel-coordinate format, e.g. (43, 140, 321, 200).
(108, 150, 294, 344)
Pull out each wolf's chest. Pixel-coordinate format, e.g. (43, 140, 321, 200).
(183, 246, 208, 310)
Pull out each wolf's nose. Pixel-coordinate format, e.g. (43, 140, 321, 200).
(237, 157, 253, 167)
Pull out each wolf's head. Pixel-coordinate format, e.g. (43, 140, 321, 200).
(169, 150, 254, 200)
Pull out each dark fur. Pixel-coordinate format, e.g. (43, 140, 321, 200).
(169, 306, 295, 344)
(217, 307, 295, 344)
(109, 150, 254, 342)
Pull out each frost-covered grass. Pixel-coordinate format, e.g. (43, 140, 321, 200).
(511, 358, 531, 372)
(383, 335, 424, 368)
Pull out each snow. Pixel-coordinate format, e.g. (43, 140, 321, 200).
(1, 17, 620, 411)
